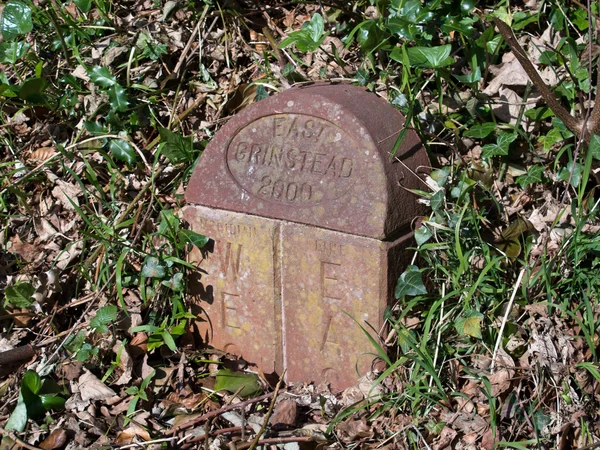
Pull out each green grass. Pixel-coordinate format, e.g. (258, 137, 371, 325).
(1, 0, 600, 447)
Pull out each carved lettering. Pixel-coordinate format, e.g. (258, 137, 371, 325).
(221, 292, 241, 330)
(227, 114, 359, 205)
(320, 261, 341, 299)
(220, 242, 242, 280)
(320, 314, 341, 352)
(195, 219, 257, 239)
(315, 240, 342, 257)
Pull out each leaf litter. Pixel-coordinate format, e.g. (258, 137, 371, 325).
(1, 0, 600, 448)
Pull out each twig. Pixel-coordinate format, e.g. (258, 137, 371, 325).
(165, 390, 281, 435)
(82, 167, 162, 271)
(492, 17, 585, 139)
(0, 345, 36, 366)
(145, 93, 207, 150)
(247, 371, 285, 450)
(0, 427, 43, 450)
(46, 0, 72, 68)
(180, 426, 254, 447)
(174, 5, 210, 75)
(236, 436, 317, 450)
(37, 280, 109, 373)
(491, 268, 526, 372)
(117, 436, 178, 449)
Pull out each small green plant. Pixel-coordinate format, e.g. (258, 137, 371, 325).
(124, 369, 155, 425)
(4, 371, 65, 433)
(280, 13, 326, 52)
(4, 281, 35, 308)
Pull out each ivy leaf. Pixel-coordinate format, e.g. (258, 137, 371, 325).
(558, 161, 583, 187)
(414, 225, 432, 246)
(1, 1, 33, 41)
(73, 0, 92, 13)
(481, 132, 517, 158)
(136, 31, 168, 60)
(430, 189, 445, 212)
(454, 310, 484, 339)
(19, 78, 47, 103)
(141, 256, 166, 279)
(463, 122, 496, 139)
(516, 165, 544, 188)
(109, 139, 136, 164)
(90, 305, 118, 334)
(214, 369, 262, 398)
(107, 84, 129, 112)
(589, 133, 600, 160)
(88, 66, 117, 87)
(5, 282, 35, 308)
(279, 13, 325, 52)
(405, 44, 453, 68)
(395, 265, 427, 298)
(0, 40, 30, 64)
(158, 127, 193, 163)
(179, 229, 209, 249)
(161, 272, 184, 292)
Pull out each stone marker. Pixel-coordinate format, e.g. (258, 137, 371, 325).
(185, 83, 429, 390)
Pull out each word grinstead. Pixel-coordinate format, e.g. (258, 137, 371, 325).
(227, 114, 358, 205)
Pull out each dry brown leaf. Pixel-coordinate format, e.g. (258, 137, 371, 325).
(29, 147, 57, 162)
(39, 429, 68, 450)
(448, 412, 488, 434)
(113, 341, 133, 385)
(270, 399, 298, 427)
(8, 235, 41, 263)
(51, 180, 82, 210)
(432, 426, 457, 450)
(114, 425, 151, 445)
(483, 59, 530, 96)
(336, 417, 371, 443)
(129, 332, 148, 358)
(491, 87, 537, 129)
(78, 370, 117, 402)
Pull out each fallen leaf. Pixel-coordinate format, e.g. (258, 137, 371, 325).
(432, 426, 457, 450)
(270, 399, 297, 428)
(114, 425, 151, 445)
(336, 417, 371, 443)
(483, 58, 530, 96)
(112, 341, 133, 385)
(39, 429, 67, 450)
(51, 180, 82, 210)
(29, 147, 57, 162)
(78, 370, 117, 402)
(8, 235, 41, 263)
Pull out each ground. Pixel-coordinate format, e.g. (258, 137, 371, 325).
(1, 0, 600, 449)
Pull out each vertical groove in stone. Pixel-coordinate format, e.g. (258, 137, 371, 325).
(273, 221, 284, 375)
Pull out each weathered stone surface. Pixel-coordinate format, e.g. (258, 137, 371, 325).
(281, 224, 413, 388)
(184, 206, 282, 374)
(185, 83, 429, 390)
(186, 83, 428, 239)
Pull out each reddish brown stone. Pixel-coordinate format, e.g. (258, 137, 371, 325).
(185, 83, 429, 390)
(186, 83, 428, 239)
(281, 223, 413, 389)
(184, 206, 282, 373)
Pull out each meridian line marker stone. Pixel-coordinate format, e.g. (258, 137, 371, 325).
(185, 83, 429, 390)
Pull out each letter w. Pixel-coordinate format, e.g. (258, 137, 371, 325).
(220, 242, 242, 280)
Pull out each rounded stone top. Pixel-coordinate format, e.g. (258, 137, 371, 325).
(185, 83, 429, 240)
